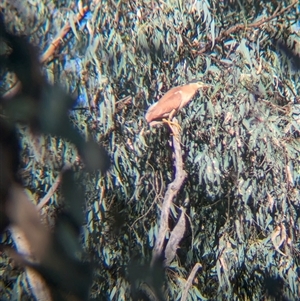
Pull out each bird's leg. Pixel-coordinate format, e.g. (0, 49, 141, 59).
(162, 110, 181, 140)
(162, 109, 181, 131)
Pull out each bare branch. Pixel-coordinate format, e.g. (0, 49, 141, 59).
(164, 207, 186, 266)
(37, 164, 71, 211)
(40, 5, 89, 63)
(180, 263, 202, 301)
(151, 119, 187, 267)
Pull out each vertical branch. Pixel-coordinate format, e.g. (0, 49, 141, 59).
(151, 119, 187, 267)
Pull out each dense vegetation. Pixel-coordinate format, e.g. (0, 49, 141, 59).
(0, 0, 300, 300)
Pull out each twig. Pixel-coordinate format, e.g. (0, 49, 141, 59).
(260, 98, 290, 113)
(37, 164, 71, 211)
(151, 119, 187, 267)
(130, 177, 164, 229)
(130, 188, 157, 228)
(40, 5, 89, 63)
(270, 224, 287, 257)
(115, 96, 133, 113)
(197, 1, 298, 55)
(180, 263, 202, 301)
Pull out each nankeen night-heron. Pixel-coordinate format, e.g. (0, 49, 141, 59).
(145, 81, 209, 127)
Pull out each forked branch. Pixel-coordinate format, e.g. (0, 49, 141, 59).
(151, 119, 187, 267)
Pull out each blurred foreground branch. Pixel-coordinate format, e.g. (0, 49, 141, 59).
(0, 13, 110, 173)
(6, 171, 93, 301)
(3, 4, 89, 99)
(0, 12, 109, 301)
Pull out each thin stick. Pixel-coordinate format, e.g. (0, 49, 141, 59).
(196, 1, 298, 55)
(37, 164, 70, 211)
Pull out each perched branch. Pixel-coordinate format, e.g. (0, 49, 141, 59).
(151, 119, 187, 267)
(180, 263, 202, 301)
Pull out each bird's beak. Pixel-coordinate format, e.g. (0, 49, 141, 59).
(198, 82, 211, 88)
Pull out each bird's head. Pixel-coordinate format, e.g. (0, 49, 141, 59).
(188, 80, 210, 89)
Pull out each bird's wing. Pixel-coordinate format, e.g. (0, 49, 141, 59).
(145, 88, 183, 122)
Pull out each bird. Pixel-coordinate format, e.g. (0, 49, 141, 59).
(145, 81, 208, 127)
